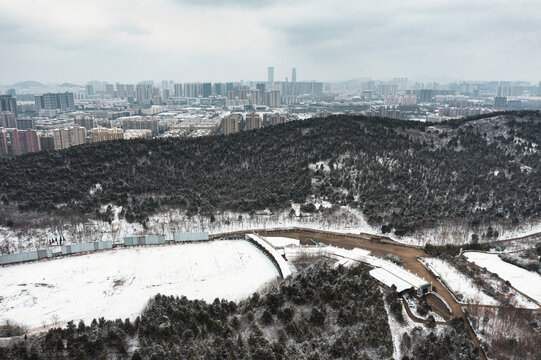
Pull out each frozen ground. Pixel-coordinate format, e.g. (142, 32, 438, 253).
(263, 236, 300, 248)
(464, 252, 541, 304)
(0, 240, 279, 329)
(420, 257, 498, 305)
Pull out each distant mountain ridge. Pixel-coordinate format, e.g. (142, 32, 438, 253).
(58, 82, 83, 88)
(10, 80, 47, 89)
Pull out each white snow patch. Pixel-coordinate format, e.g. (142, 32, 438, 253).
(263, 237, 300, 248)
(0, 240, 279, 329)
(464, 252, 541, 304)
(420, 257, 498, 305)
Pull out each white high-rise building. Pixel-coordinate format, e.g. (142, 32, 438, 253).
(268, 66, 274, 84)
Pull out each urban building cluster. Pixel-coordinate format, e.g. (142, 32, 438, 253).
(1, 69, 541, 156)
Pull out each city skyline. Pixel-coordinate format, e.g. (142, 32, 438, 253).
(1, 0, 541, 84)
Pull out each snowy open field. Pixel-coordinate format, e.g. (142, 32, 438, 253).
(0, 240, 279, 329)
(420, 257, 498, 305)
(464, 252, 541, 304)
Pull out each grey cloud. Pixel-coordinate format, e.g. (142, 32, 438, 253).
(172, 0, 285, 8)
(113, 24, 152, 36)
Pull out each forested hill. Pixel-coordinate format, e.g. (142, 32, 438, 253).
(1, 111, 541, 236)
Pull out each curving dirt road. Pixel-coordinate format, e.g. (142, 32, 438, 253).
(213, 227, 488, 360)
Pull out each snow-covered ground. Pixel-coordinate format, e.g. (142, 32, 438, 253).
(464, 252, 541, 304)
(263, 236, 300, 248)
(0, 240, 279, 329)
(420, 257, 498, 305)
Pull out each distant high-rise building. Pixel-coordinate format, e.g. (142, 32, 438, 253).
(202, 83, 212, 97)
(245, 113, 262, 131)
(136, 84, 152, 105)
(162, 89, 170, 101)
(312, 82, 323, 96)
(34, 93, 74, 112)
(256, 83, 266, 100)
(495, 96, 507, 108)
(174, 83, 183, 97)
(1, 112, 17, 128)
(105, 84, 115, 97)
(419, 89, 434, 103)
(121, 117, 159, 135)
(237, 90, 248, 100)
(0, 95, 18, 118)
(125, 84, 135, 99)
(9, 129, 41, 155)
(39, 134, 55, 152)
(214, 83, 225, 96)
(52, 127, 86, 150)
(16, 118, 35, 130)
(250, 90, 262, 105)
(91, 126, 124, 143)
(292, 68, 297, 83)
(0, 129, 8, 155)
(538, 81, 541, 96)
(268, 66, 274, 83)
(269, 113, 287, 126)
(222, 115, 239, 135)
(116, 84, 127, 98)
(74, 115, 95, 130)
(184, 83, 202, 98)
(264, 90, 281, 108)
(497, 85, 511, 97)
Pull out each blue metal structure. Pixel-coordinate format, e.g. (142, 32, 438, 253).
(0, 249, 52, 265)
(174, 232, 209, 242)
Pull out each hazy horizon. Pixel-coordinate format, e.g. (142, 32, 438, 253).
(1, 0, 541, 84)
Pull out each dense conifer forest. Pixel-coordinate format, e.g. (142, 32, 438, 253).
(0, 261, 478, 359)
(1, 111, 540, 236)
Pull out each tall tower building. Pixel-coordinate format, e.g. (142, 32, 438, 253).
(292, 68, 297, 83)
(268, 67, 274, 84)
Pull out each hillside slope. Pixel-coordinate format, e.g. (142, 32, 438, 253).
(1, 111, 540, 238)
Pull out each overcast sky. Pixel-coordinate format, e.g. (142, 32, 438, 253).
(1, 0, 540, 84)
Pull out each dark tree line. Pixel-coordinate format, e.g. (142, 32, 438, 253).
(1, 111, 540, 235)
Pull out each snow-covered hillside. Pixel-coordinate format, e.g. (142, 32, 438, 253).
(0, 240, 279, 330)
(420, 257, 499, 305)
(464, 252, 541, 303)
(2, 203, 541, 256)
